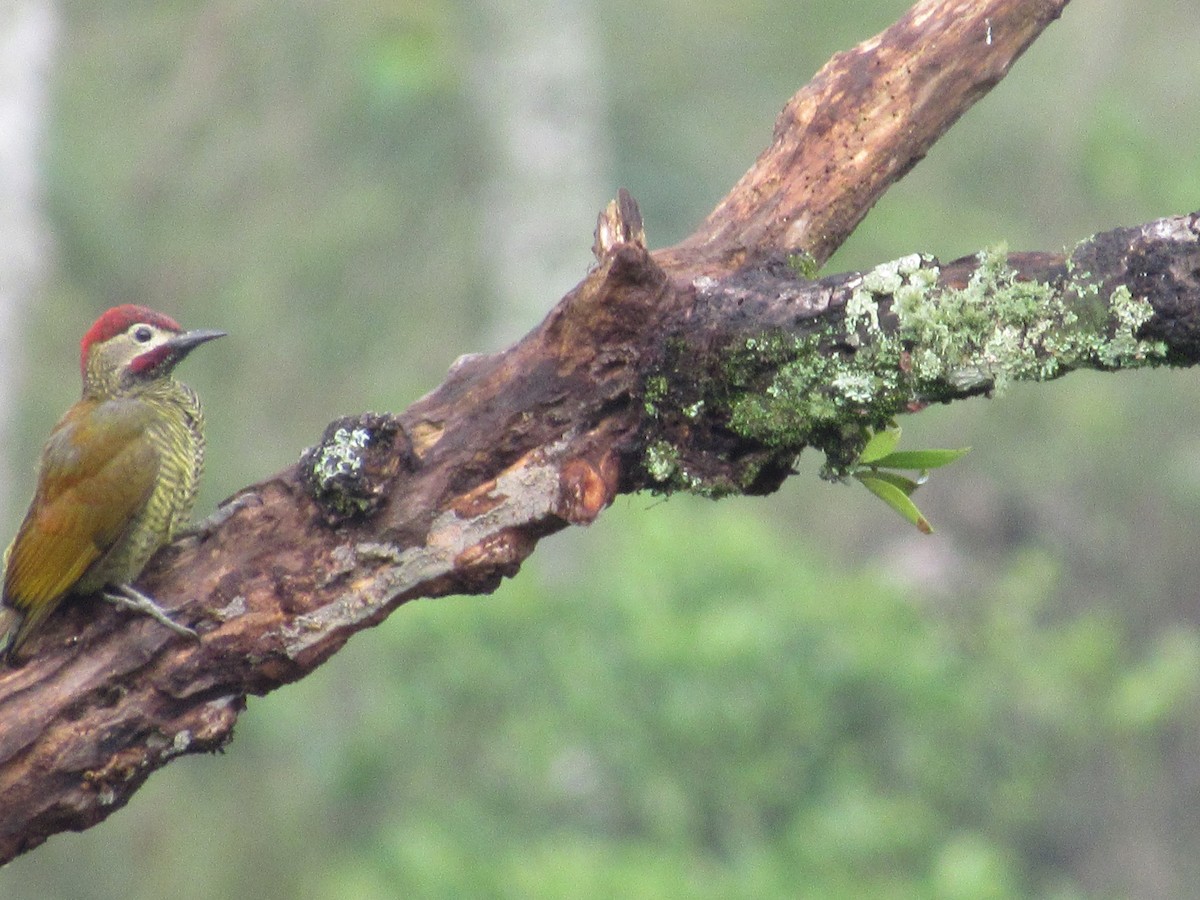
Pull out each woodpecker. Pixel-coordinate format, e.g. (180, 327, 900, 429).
(0, 305, 225, 661)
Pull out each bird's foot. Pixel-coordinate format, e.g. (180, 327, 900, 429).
(102, 584, 200, 642)
(178, 491, 262, 542)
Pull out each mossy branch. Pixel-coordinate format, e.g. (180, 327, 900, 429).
(630, 216, 1200, 497)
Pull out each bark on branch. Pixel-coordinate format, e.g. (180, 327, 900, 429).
(11, 0, 1193, 861)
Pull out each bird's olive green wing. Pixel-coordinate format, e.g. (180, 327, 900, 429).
(3, 399, 159, 648)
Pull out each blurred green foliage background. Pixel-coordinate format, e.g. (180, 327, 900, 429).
(4, 0, 1200, 896)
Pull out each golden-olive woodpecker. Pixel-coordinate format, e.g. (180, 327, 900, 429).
(0, 305, 225, 661)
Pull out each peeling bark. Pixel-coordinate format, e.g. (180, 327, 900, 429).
(15, 0, 1192, 861)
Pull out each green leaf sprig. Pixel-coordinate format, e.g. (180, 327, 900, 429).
(852, 425, 969, 534)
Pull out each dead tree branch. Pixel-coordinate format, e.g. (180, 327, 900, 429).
(10, 0, 1194, 862)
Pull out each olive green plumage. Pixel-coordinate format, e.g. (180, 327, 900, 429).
(71, 379, 206, 596)
(0, 305, 224, 661)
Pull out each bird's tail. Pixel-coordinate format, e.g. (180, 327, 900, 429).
(0, 604, 23, 662)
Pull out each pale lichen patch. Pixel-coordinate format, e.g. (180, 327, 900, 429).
(643, 244, 1166, 493)
(739, 249, 1164, 472)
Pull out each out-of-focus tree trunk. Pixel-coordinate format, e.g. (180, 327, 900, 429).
(468, 0, 612, 347)
(0, 0, 56, 522)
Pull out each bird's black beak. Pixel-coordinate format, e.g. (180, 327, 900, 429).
(167, 329, 227, 354)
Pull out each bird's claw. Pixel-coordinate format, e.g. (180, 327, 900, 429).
(177, 491, 262, 542)
(102, 584, 200, 642)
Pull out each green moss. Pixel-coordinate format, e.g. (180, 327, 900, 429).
(752, 249, 1163, 466)
(642, 438, 737, 498)
(644, 439, 681, 483)
(786, 251, 819, 279)
(643, 374, 670, 415)
(895, 245, 1054, 393)
(724, 321, 905, 477)
(1100, 285, 1163, 365)
(892, 246, 1166, 391)
(644, 245, 1166, 492)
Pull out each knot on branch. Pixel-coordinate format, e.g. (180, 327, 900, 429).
(558, 447, 621, 525)
(300, 413, 414, 525)
(1124, 211, 1200, 363)
(539, 190, 675, 373)
(593, 187, 646, 258)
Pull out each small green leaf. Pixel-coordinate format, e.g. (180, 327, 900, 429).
(867, 447, 971, 470)
(857, 474, 934, 534)
(858, 425, 902, 464)
(856, 469, 921, 496)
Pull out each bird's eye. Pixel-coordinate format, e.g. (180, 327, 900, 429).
(132, 325, 153, 343)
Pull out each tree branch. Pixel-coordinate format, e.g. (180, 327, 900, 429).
(10, 0, 1185, 861)
(657, 0, 1072, 275)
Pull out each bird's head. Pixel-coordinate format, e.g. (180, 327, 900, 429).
(80, 305, 225, 398)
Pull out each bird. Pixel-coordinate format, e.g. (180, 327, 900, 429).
(0, 305, 225, 662)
